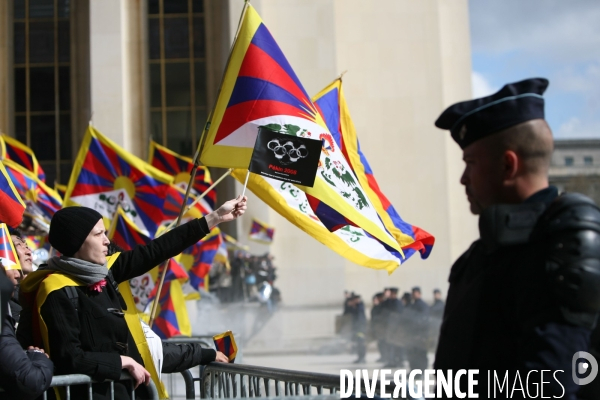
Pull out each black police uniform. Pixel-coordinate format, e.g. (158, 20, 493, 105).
(435, 187, 600, 397)
(434, 78, 600, 399)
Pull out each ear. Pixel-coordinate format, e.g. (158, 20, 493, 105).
(502, 150, 519, 180)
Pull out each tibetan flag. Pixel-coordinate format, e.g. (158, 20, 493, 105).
(232, 172, 403, 272)
(147, 258, 189, 300)
(0, 134, 45, 181)
(64, 126, 174, 237)
(162, 185, 210, 225)
(54, 183, 67, 199)
(0, 161, 26, 228)
(0, 223, 21, 271)
(313, 79, 435, 261)
(149, 141, 216, 210)
(3, 160, 62, 221)
(199, 5, 402, 260)
(198, 4, 324, 169)
(108, 208, 155, 312)
(249, 218, 274, 244)
(178, 230, 222, 291)
(213, 331, 237, 362)
(152, 280, 191, 339)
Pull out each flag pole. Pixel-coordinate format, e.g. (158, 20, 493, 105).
(158, 168, 233, 236)
(148, 260, 169, 328)
(150, 3, 250, 326)
(172, 0, 250, 229)
(241, 170, 250, 198)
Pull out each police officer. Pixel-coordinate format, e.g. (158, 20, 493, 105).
(433, 78, 600, 398)
(371, 292, 386, 362)
(430, 289, 445, 318)
(348, 294, 367, 364)
(382, 287, 405, 367)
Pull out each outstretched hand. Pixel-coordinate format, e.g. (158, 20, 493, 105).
(206, 196, 248, 228)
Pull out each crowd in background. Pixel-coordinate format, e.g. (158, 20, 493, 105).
(209, 251, 281, 307)
(341, 286, 444, 368)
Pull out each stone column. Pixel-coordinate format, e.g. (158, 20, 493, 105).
(89, 0, 148, 157)
(0, 0, 14, 136)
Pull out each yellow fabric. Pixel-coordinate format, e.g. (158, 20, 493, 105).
(23, 254, 169, 399)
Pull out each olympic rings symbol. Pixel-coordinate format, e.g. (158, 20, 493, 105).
(267, 139, 309, 164)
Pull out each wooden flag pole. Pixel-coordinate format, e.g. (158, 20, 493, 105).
(147, 260, 169, 328)
(159, 168, 233, 236)
(150, 2, 250, 326)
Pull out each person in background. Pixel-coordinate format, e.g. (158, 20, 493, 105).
(9, 227, 34, 277)
(7, 227, 34, 325)
(370, 292, 386, 362)
(430, 289, 445, 318)
(349, 294, 367, 364)
(382, 287, 404, 368)
(400, 292, 412, 307)
(0, 263, 54, 400)
(406, 286, 429, 371)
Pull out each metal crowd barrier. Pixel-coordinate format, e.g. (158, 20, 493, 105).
(197, 363, 340, 399)
(41, 371, 159, 400)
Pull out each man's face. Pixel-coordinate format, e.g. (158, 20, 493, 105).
(412, 290, 421, 300)
(460, 140, 504, 215)
(73, 219, 110, 265)
(434, 292, 441, 300)
(11, 235, 33, 276)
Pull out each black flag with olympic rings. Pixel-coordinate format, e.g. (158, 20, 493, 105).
(248, 126, 322, 187)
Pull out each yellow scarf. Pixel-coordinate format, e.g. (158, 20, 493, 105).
(20, 254, 168, 398)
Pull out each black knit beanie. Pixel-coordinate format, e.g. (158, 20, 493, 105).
(49, 207, 103, 256)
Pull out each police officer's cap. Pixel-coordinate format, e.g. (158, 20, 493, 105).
(412, 286, 421, 293)
(435, 77, 549, 149)
(387, 287, 399, 293)
(375, 292, 384, 298)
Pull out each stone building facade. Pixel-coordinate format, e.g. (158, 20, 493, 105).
(0, 0, 477, 306)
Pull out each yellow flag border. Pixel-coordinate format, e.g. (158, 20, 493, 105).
(232, 169, 400, 273)
(0, 223, 22, 271)
(148, 140, 212, 183)
(63, 126, 174, 208)
(3, 159, 63, 208)
(0, 133, 43, 178)
(312, 79, 417, 248)
(198, 4, 263, 168)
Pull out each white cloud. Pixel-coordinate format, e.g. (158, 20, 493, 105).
(556, 117, 600, 139)
(471, 71, 497, 98)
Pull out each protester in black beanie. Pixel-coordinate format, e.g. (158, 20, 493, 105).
(48, 207, 104, 256)
(17, 197, 247, 400)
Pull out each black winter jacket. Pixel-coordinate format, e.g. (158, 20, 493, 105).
(17, 217, 215, 400)
(0, 309, 54, 400)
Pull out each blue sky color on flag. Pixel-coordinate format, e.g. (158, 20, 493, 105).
(1, 134, 45, 182)
(64, 126, 174, 237)
(249, 218, 274, 244)
(469, 0, 600, 139)
(0, 223, 21, 270)
(3, 159, 62, 221)
(199, 4, 324, 169)
(0, 161, 26, 228)
(149, 141, 216, 210)
(313, 79, 434, 262)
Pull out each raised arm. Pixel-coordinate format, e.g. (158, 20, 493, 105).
(111, 196, 247, 283)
